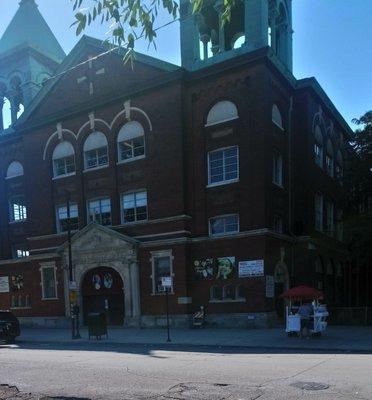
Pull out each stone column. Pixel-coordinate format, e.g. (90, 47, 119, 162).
(130, 261, 141, 318)
(244, 0, 269, 51)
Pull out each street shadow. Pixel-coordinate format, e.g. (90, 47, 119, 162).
(1, 340, 372, 356)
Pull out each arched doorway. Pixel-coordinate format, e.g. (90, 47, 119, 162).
(274, 262, 289, 320)
(82, 266, 124, 325)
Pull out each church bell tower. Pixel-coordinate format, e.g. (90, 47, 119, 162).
(180, 0, 293, 72)
(0, 0, 65, 132)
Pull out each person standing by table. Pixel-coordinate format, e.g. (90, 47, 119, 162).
(298, 302, 313, 339)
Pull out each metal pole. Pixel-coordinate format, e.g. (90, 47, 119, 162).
(166, 287, 171, 342)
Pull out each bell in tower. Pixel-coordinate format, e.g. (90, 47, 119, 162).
(180, 0, 293, 72)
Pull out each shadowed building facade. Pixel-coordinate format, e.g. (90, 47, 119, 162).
(0, 0, 351, 328)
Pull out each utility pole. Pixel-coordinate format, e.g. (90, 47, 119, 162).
(66, 191, 81, 340)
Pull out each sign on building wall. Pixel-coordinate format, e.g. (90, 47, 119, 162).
(216, 257, 235, 280)
(266, 275, 275, 298)
(0, 276, 10, 293)
(193, 258, 214, 280)
(238, 260, 264, 277)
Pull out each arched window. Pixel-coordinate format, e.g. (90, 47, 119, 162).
(326, 140, 334, 177)
(236, 285, 246, 300)
(17, 103, 24, 119)
(232, 33, 245, 49)
(206, 101, 238, 126)
(223, 284, 235, 300)
(25, 294, 31, 308)
(52, 141, 75, 178)
(117, 121, 145, 162)
(6, 161, 24, 179)
(83, 131, 108, 170)
(2, 97, 12, 130)
(210, 285, 222, 301)
(272, 104, 284, 130)
(336, 150, 343, 181)
(314, 125, 323, 168)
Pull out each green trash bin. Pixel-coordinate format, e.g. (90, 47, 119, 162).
(87, 312, 108, 340)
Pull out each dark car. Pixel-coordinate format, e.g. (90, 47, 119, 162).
(0, 310, 21, 344)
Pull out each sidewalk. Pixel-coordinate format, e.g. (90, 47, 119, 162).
(17, 326, 372, 352)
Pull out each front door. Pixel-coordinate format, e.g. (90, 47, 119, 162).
(82, 267, 124, 325)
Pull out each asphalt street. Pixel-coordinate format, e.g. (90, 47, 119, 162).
(1, 341, 371, 400)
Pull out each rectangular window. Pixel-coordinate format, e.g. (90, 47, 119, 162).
(208, 146, 239, 185)
(54, 155, 75, 177)
(122, 191, 147, 223)
(314, 193, 323, 232)
(336, 209, 343, 242)
(314, 144, 323, 168)
(272, 152, 283, 186)
(326, 201, 334, 236)
(274, 215, 283, 233)
(13, 248, 30, 259)
(151, 250, 173, 294)
(56, 203, 78, 232)
(119, 136, 145, 161)
(40, 265, 57, 299)
(326, 155, 334, 177)
(85, 146, 108, 169)
(9, 195, 27, 222)
(88, 198, 111, 226)
(209, 214, 239, 236)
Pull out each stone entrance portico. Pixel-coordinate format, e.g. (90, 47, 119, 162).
(59, 223, 141, 327)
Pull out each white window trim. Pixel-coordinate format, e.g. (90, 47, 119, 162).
(205, 115, 239, 128)
(272, 152, 284, 188)
(39, 262, 58, 300)
(209, 213, 240, 237)
(150, 250, 174, 295)
(52, 171, 76, 181)
(207, 146, 239, 187)
(117, 134, 146, 164)
(120, 189, 148, 225)
(83, 164, 109, 173)
(8, 195, 27, 223)
(86, 197, 112, 226)
(55, 203, 79, 234)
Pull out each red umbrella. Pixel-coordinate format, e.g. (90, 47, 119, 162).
(280, 285, 324, 300)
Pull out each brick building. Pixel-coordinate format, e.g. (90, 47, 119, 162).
(0, 0, 352, 328)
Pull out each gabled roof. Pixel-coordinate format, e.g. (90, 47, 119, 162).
(58, 222, 139, 253)
(0, 0, 65, 63)
(15, 35, 180, 129)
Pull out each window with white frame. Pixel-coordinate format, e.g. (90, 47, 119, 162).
(336, 150, 343, 182)
(6, 161, 24, 179)
(325, 201, 334, 236)
(88, 198, 111, 225)
(208, 146, 239, 186)
(272, 104, 284, 130)
(325, 140, 334, 177)
(56, 203, 78, 232)
(40, 264, 57, 299)
(272, 151, 283, 186)
(209, 214, 239, 236)
(151, 250, 173, 294)
(12, 247, 30, 259)
(52, 141, 75, 177)
(314, 192, 323, 232)
(117, 121, 145, 162)
(83, 131, 108, 169)
(314, 125, 323, 168)
(206, 101, 238, 126)
(9, 195, 27, 222)
(121, 191, 147, 223)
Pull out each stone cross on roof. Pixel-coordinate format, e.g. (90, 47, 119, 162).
(77, 57, 106, 95)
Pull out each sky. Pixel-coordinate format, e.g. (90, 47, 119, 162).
(1, 0, 371, 128)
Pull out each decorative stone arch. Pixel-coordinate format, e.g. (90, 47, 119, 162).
(110, 101, 153, 133)
(76, 113, 110, 140)
(43, 125, 77, 160)
(59, 223, 141, 327)
(205, 99, 239, 127)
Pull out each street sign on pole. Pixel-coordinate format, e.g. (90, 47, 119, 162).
(160, 276, 172, 342)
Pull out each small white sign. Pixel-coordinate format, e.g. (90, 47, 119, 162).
(0, 276, 10, 293)
(238, 260, 264, 277)
(161, 277, 172, 288)
(266, 275, 275, 298)
(69, 281, 77, 290)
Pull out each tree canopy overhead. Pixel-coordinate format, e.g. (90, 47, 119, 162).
(71, 0, 234, 62)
